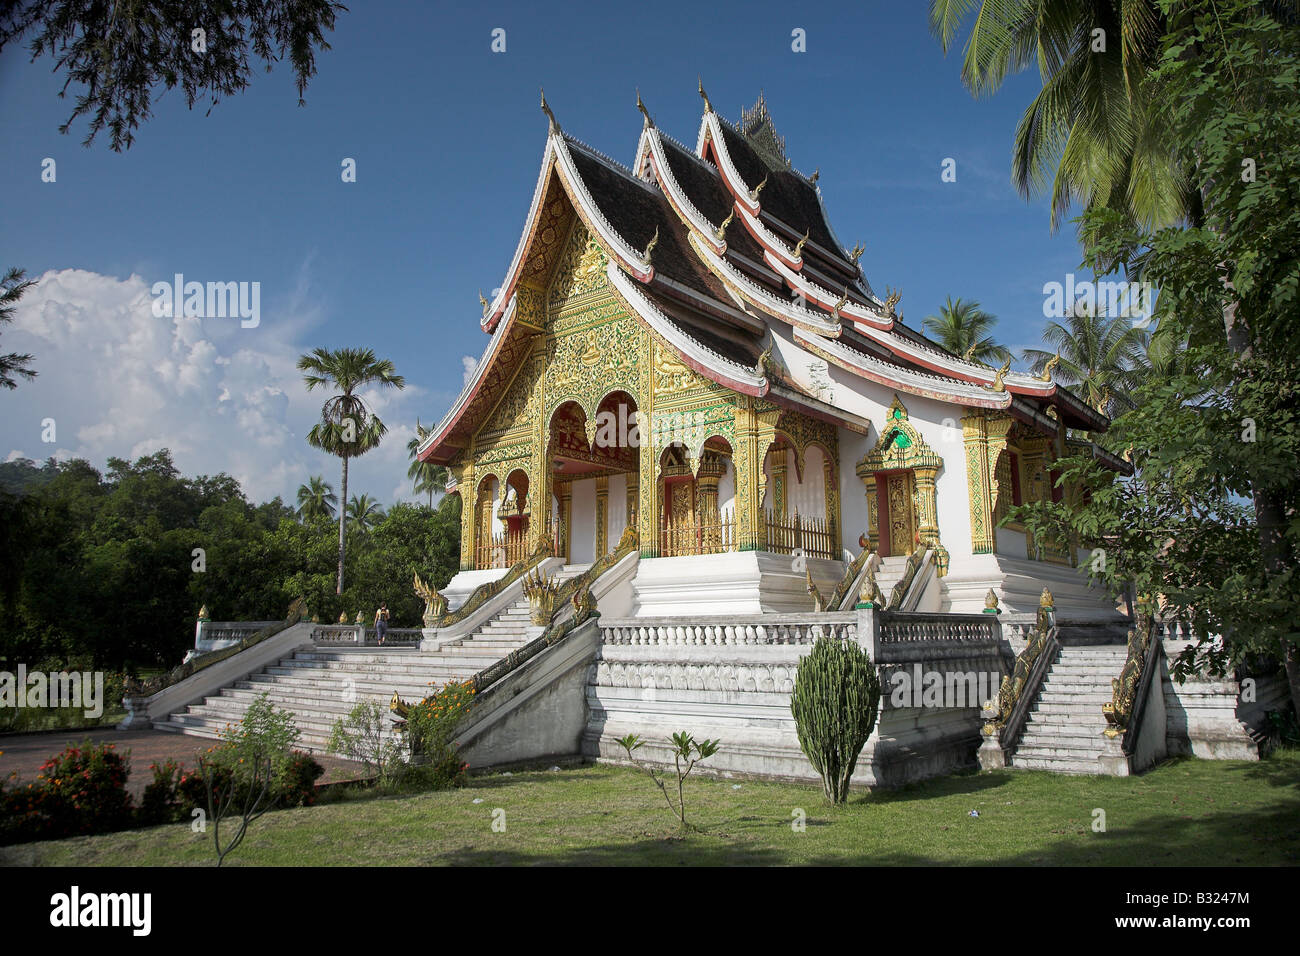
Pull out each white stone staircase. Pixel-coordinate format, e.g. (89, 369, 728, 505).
(1012, 642, 1129, 773)
(873, 555, 911, 601)
(154, 565, 590, 752)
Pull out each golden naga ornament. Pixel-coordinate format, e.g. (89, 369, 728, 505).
(479, 289, 490, 317)
(809, 168, 820, 184)
(714, 208, 735, 242)
(198, 604, 210, 620)
(636, 88, 653, 128)
(990, 359, 1012, 392)
(640, 226, 659, 267)
(806, 567, 827, 612)
(540, 86, 560, 133)
(338, 611, 348, 624)
(1038, 352, 1061, 382)
(698, 76, 713, 114)
(882, 287, 901, 318)
(833, 287, 849, 315)
(523, 566, 561, 625)
(858, 567, 884, 608)
(413, 571, 448, 628)
(984, 588, 1000, 613)
(849, 242, 865, 264)
(749, 173, 769, 203)
(793, 228, 810, 259)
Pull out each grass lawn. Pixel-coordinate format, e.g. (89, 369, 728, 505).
(4, 750, 1299, 866)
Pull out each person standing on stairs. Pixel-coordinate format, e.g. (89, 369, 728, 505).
(374, 603, 390, 645)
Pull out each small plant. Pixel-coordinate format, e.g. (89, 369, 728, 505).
(328, 699, 404, 786)
(617, 731, 720, 830)
(200, 751, 273, 867)
(791, 635, 881, 804)
(397, 680, 475, 790)
(138, 759, 184, 826)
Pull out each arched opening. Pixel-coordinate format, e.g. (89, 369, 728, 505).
(550, 392, 639, 564)
(657, 436, 736, 556)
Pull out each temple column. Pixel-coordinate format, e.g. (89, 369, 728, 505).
(638, 427, 661, 558)
(771, 453, 787, 519)
(594, 475, 609, 558)
(961, 411, 995, 554)
(455, 460, 476, 571)
(913, 465, 946, 575)
(734, 400, 777, 551)
(861, 471, 880, 553)
(696, 455, 723, 552)
(625, 473, 638, 539)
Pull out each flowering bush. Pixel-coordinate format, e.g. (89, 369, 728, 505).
(138, 759, 184, 826)
(0, 741, 134, 844)
(400, 680, 475, 789)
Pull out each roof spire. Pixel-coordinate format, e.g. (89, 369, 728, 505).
(698, 76, 713, 114)
(540, 87, 560, 134)
(636, 88, 654, 129)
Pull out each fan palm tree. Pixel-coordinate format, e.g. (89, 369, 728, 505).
(1022, 303, 1149, 417)
(346, 494, 386, 533)
(407, 419, 449, 508)
(922, 296, 1013, 365)
(295, 475, 337, 521)
(297, 347, 405, 593)
(929, 0, 1194, 232)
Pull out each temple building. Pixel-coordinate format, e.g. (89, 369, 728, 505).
(417, 86, 1126, 620)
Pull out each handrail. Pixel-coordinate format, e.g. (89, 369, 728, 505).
(895, 550, 935, 612)
(1103, 620, 1162, 751)
(982, 603, 1060, 755)
(826, 548, 879, 612)
(887, 546, 929, 610)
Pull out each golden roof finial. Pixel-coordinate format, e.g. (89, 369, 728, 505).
(640, 226, 659, 267)
(479, 289, 490, 316)
(636, 88, 653, 128)
(540, 87, 559, 134)
(962, 342, 979, 362)
(793, 228, 810, 259)
(809, 168, 820, 184)
(883, 287, 901, 318)
(748, 172, 768, 203)
(991, 359, 1012, 392)
(714, 207, 735, 242)
(1038, 352, 1061, 382)
(849, 242, 865, 264)
(698, 76, 713, 114)
(1040, 586, 1054, 609)
(833, 287, 849, 314)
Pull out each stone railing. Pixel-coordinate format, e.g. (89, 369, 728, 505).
(194, 620, 280, 654)
(601, 613, 857, 647)
(977, 602, 1060, 768)
(878, 610, 997, 645)
(886, 547, 929, 609)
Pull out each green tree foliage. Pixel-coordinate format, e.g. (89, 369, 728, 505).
(1021, 306, 1151, 416)
(295, 476, 337, 521)
(407, 421, 449, 508)
(922, 296, 1012, 365)
(0, 0, 347, 151)
(1011, 0, 1300, 716)
(0, 452, 460, 671)
(790, 636, 881, 804)
(0, 267, 37, 389)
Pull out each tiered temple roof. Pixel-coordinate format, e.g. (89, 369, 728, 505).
(420, 86, 1112, 467)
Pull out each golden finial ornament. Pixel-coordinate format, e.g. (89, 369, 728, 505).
(793, 228, 810, 259)
(338, 611, 348, 624)
(806, 567, 826, 612)
(198, 604, 210, 620)
(991, 359, 1011, 392)
(833, 287, 849, 314)
(748, 173, 768, 203)
(962, 342, 979, 362)
(849, 242, 865, 264)
(640, 226, 659, 267)
(1040, 586, 1054, 609)
(858, 567, 884, 609)
(1038, 352, 1061, 382)
(984, 589, 1000, 613)
(883, 287, 901, 318)
(698, 76, 713, 113)
(809, 168, 820, 184)
(355, 610, 365, 624)
(714, 207, 735, 242)
(540, 87, 560, 134)
(479, 289, 490, 316)
(636, 88, 653, 128)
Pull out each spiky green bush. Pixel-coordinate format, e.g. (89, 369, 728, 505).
(791, 636, 881, 803)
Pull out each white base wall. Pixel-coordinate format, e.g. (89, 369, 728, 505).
(630, 551, 843, 617)
(940, 553, 1123, 620)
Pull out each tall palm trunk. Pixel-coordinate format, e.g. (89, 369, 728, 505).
(337, 454, 349, 594)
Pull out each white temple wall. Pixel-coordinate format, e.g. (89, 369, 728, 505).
(787, 444, 826, 520)
(569, 478, 597, 565)
(837, 426, 870, 555)
(718, 459, 735, 516)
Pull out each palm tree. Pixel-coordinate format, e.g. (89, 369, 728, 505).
(297, 347, 405, 593)
(929, 1, 1192, 232)
(295, 476, 337, 521)
(922, 296, 1012, 365)
(1022, 303, 1149, 418)
(1, 267, 38, 390)
(346, 494, 386, 533)
(407, 419, 449, 508)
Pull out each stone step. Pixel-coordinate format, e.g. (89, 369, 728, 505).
(1011, 754, 1102, 774)
(1017, 736, 1106, 755)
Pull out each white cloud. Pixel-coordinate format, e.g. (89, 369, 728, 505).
(2, 268, 438, 507)
(461, 355, 477, 386)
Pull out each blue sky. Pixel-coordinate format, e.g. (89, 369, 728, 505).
(0, 1, 1087, 507)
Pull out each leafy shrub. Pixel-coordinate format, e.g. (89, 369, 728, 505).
(791, 636, 881, 804)
(278, 751, 325, 807)
(138, 758, 184, 826)
(327, 699, 404, 786)
(399, 680, 475, 790)
(0, 740, 134, 844)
